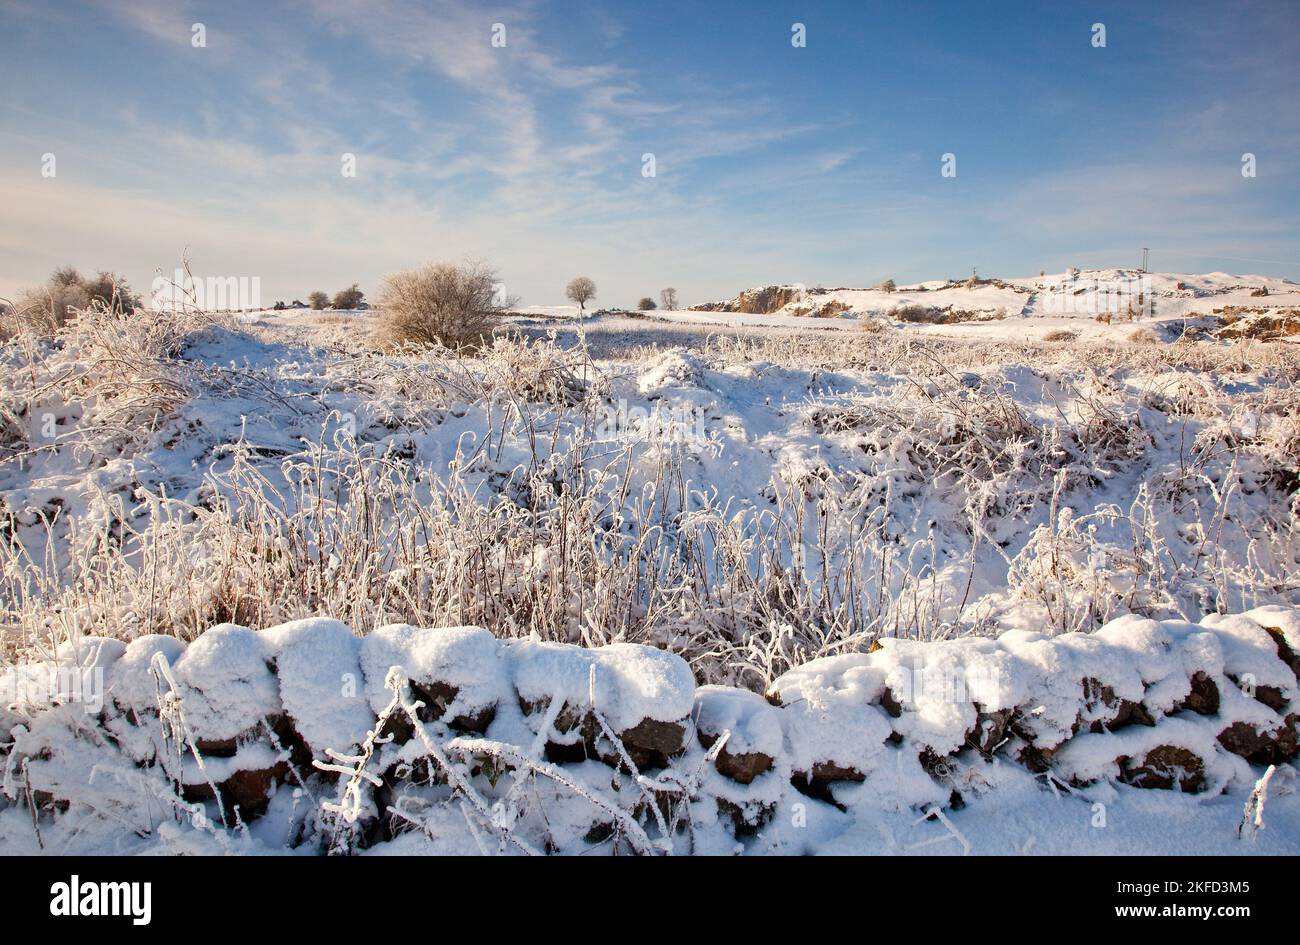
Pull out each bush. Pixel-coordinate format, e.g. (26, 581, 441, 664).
(332, 284, 365, 310)
(82, 270, 141, 311)
(308, 291, 329, 310)
(893, 303, 941, 323)
(637, 297, 657, 311)
(376, 259, 512, 349)
(11, 280, 89, 332)
(4, 266, 139, 334)
(1042, 329, 1078, 342)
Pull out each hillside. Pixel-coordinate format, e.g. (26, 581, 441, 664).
(687, 269, 1300, 328)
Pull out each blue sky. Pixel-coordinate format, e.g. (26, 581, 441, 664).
(2, 0, 1297, 306)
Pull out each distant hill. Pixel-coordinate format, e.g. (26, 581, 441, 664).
(689, 269, 1300, 321)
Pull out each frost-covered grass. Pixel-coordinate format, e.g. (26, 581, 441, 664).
(1, 303, 1298, 692)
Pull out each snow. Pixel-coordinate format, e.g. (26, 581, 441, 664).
(261, 618, 374, 755)
(359, 624, 508, 718)
(169, 624, 281, 742)
(108, 634, 187, 717)
(2, 265, 1299, 855)
(605, 268, 1300, 345)
(1244, 604, 1300, 653)
(694, 685, 783, 759)
(509, 639, 697, 732)
(773, 608, 1298, 782)
(766, 655, 896, 775)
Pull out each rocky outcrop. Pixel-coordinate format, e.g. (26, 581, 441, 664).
(690, 285, 805, 314)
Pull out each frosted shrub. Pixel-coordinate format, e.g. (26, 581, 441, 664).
(376, 259, 510, 349)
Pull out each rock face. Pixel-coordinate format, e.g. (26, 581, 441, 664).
(690, 285, 805, 314)
(1213, 311, 1300, 340)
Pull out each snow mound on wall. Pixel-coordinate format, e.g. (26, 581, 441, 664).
(262, 618, 373, 756)
(3, 608, 1299, 854)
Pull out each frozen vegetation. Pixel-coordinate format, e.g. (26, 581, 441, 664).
(1, 269, 1298, 854)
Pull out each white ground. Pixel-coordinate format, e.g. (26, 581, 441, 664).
(1, 268, 1298, 855)
(510, 268, 1300, 344)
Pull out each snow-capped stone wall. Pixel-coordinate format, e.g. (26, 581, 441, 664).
(2, 607, 1298, 853)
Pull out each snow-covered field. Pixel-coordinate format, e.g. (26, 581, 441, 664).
(520, 268, 1300, 345)
(1, 271, 1298, 855)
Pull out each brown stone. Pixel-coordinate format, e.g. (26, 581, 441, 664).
(1179, 672, 1221, 715)
(791, 762, 865, 810)
(878, 686, 903, 718)
(968, 707, 1014, 756)
(1220, 714, 1300, 765)
(919, 747, 953, 778)
(1121, 746, 1205, 793)
(1275, 714, 1300, 761)
(1008, 716, 1056, 773)
(267, 712, 312, 769)
(1254, 685, 1288, 712)
(717, 797, 775, 836)
(810, 760, 866, 782)
(698, 730, 773, 785)
(1013, 743, 1055, 774)
(521, 697, 684, 771)
(409, 679, 496, 732)
(182, 761, 290, 823)
(1261, 626, 1300, 679)
(1080, 678, 1152, 733)
(1217, 721, 1270, 761)
(618, 717, 687, 770)
(1112, 700, 1156, 729)
(221, 763, 289, 819)
(193, 735, 239, 757)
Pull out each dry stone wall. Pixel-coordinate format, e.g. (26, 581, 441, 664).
(3, 607, 1298, 852)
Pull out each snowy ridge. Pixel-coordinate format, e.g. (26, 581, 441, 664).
(688, 269, 1300, 322)
(681, 267, 1300, 343)
(3, 607, 1299, 855)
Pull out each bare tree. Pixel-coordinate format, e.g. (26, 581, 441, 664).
(308, 291, 329, 310)
(879, 278, 896, 293)
(659, 287, 679, 310)
(566, 276, 596, 313)
(637, 297, 657, 311)
(377, 259, 513, 349)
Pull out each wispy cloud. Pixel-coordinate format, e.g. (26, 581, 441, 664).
(2, 1, 1295, 302)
